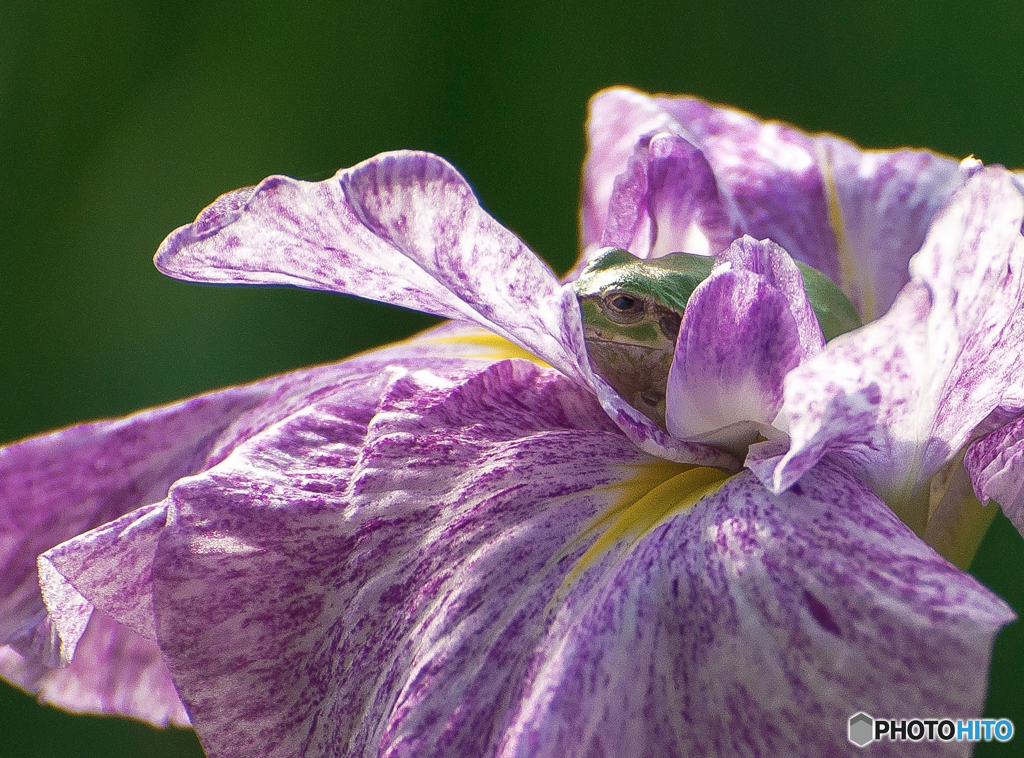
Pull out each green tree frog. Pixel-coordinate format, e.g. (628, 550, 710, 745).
(572, 247, 863, 429)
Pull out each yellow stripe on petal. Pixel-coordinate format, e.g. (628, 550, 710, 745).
(819, 144, 875, 323)
(420, 329, 551, 367)
(562, 462, 732, 587)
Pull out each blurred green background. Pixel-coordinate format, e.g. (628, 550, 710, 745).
(3, 0, 1024, 755)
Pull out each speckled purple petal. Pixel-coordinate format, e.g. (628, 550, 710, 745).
(150, 359, 647, 757)
(816, 136, 964, 319)
(965, 413, 1024, 532)
(0, 610, 189, 725)
(600, 132, 736, 259)
(30, 517, 188, 724)
(138, 353, 1008, 758)
(0, 378, 288, 721)
(338, 163, 734, 470)
(581, 88, 681, 257)
(653, 94, 838, 279)
(39, 503, 168, 655)
(581, 87, 969, 315)
(0, 322, 564, 723)
(750, 169, 1024, 529)
(156, 153, 739, 469)
(718, 235, 825, 353)
(156, 151, 590, 384)
(666, 237, 822, 441)
(584, 88, 836, 278)
(496, 463, 1011, 758)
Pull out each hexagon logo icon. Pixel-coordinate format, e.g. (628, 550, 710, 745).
(848, 712, 874, 747)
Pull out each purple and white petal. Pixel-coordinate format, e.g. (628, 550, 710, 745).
(0, 323, 485, 652)
(0, 358, 344, 722)
(965, 413, 1024, 532)
(600, 133, 736, 259)
(156, 154, 738, 469)
(653, 94, 839, 279)
(149, 359, 651, 757)
(666, 237, 822, 444)
(581, 87, 971, 318)
(1013, 170, 1024, 211)
(125, 348, 1009, 758)
(0, 380, 285, 660)
(119, 346, 1007, 753)
(39, 503, 169, 652)
(0, 611, 189, 726)
(582, 88, 683, 256)
(583, 88, 838, 278)
(0, 322, 555, 722)
(816, 136, 963, 320)
(753, 168, 1024, 531)
(156, 151, 591, 385)
(717, 235, 824, 354)
(497, 463, 1011, 758)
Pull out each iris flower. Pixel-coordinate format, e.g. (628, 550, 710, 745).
(3, 87, 1024, 757)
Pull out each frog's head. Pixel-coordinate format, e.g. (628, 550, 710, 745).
(572, 247, 861, 430)
(572, 248, 714, 428)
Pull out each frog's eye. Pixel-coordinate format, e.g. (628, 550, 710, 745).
(602, 290, 646, 323)
(608, 293, 639, 311)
